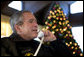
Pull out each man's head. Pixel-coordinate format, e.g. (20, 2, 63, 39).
(10, 11, 38, 40)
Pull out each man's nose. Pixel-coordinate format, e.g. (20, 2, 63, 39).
(34, 22, 38, 27)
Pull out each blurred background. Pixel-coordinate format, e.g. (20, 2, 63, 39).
(1, 1, 83, 51)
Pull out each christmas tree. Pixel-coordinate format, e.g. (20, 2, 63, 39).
(43, 2, 83, 56)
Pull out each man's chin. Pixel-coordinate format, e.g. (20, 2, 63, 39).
(32, 34, 38, 38)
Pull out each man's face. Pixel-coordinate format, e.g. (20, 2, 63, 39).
(19, 12, 38, 40)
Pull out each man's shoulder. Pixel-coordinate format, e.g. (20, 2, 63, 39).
(1, 37, 12, 43)
(1, 37, 15, 46)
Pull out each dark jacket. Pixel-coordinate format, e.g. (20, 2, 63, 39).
(1, 33, 76, 56)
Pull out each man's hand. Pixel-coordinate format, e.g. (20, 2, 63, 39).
(42, 30, 56, 42)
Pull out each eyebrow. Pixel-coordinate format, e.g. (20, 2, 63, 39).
(29, 19, 37, 22)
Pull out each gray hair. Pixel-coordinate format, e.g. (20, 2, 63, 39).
(10, 11, 32, 33)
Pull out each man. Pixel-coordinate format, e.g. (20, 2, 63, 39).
(1, 11, 74, 56)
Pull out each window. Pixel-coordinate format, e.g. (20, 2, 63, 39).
(8, 1, 22, 11)
(70, 1, 83, 14)
(71, 26, 83, 52)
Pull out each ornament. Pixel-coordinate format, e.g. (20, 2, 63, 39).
(25, 53, 33, 56)
(52, 25, 56, 29)
(48, 24, 52, 27)
(53, 15, 56, 18)
(53, 7, 55, 10)
(59, 33, 63, 36)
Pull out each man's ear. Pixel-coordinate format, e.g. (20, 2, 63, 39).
(14, 25, 22, 33)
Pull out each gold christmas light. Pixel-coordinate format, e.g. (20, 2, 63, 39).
(57, 10, 61, 13)
(48, 16, 51, 19)
(45, 22, 48, 24)
(52, 12, 55, 15)
(63, 22, 65, 25)
(67, 31, 71, 34)
(61, 11, 63, 14)
(54, 10, 57, 13)
(66, 34, 68, 36)
(67, 44, 70, 47)
(73, 51, 76, 54)
(67, 24, 70, 27)
(69, 34, 72, 37)
(69, 26, 72, 29)
(74, 43, 77, 46)
(52, 31, 55, 34)
(60, 18, 62, 20)
(53, 20, 56, 23)
(69, 42, 72, 44)
(71, 46, 74, 49)
(46, 26, 49, 30)
(59, 22, 62, 25)
(66, 20, 69, 24)
(80, 53, 83, 56)
(62, 13, 64, 16)
(42, 28, 46, 31)
(59, 7, 61, 10)
(63, 18, 66, 20)
(66, 43, 68, 45)
(63, 27, 67, 31)
(64, 36, 66, 38)
(61, 30, 63, 33)
(60, 28, 62, 31)
(56, 29, 59, 31)
(56, 17, 59, 20)
(75, 47, 77, 50)
(50, 10, 53, 14)
(66, 42, 70, 47)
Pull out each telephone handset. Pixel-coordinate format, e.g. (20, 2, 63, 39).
(37, 30, 44, 38)
(34, 30, 44, 56)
